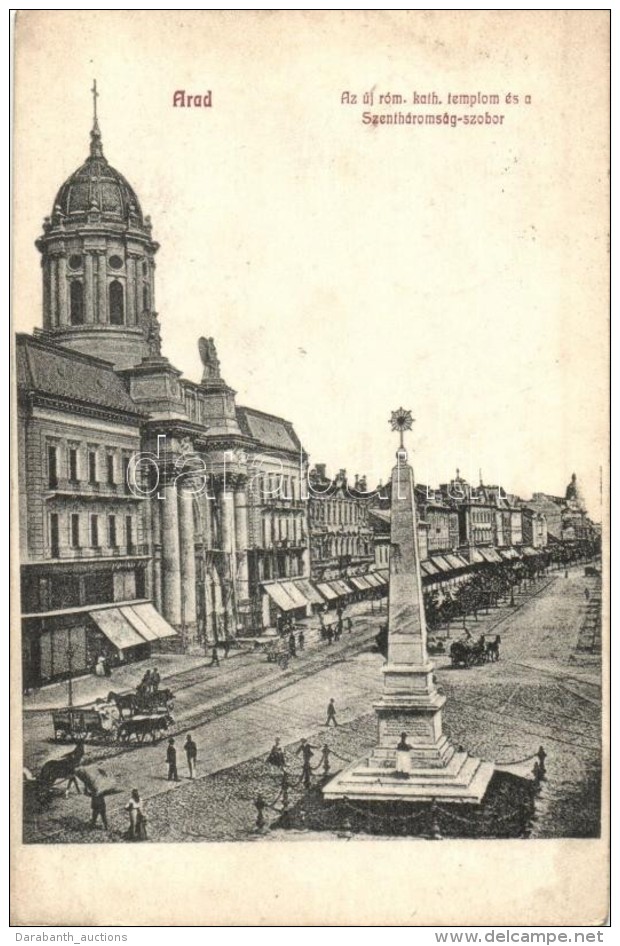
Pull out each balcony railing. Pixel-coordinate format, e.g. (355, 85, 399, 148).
(45, 479, 145, 500)
(47, 544, 150, 560)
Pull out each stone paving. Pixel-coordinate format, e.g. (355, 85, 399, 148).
(22, 567, 602, 843)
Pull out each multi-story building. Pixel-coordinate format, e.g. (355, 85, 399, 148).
(18, 92, 310, 684)
(307, 466, 374, 580)
(521, 507, 548, 548)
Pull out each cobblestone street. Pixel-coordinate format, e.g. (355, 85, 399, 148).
(23, 566, 601, 843)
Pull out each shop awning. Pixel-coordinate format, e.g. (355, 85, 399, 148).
(469, 549, 486, 564)
(430, 556, 452, 573)
(263, 582, 299, 612)
(120, 605, 159, 642)
(364, 573, 383, 588)
(327, 580, 351, 597)
(316, 582, 339, 601)
(350, 576, 373, 591)
(280, 581, 310, 609)
(521, 546, 539, 557)
(498, 549, 514, 561)
(293, 578, 325, 606)
(421, 560, 439, 576)
(445, 553, 467, 570)
(90, 607, 146, 651)
(479, 548, 503, 564)
(127, 603, 178, 640)
(377, 570, 390, 584)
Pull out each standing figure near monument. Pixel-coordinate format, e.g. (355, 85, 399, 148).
(395, 732, 412, 777)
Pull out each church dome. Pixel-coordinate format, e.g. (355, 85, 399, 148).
(50, 105, 145, 228)
(53, 155, 144, 225)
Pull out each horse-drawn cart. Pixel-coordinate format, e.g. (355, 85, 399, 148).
(52, 707, 118, 743)
(260, 638, 290, 670)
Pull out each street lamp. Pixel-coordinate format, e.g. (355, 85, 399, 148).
(66, 626, 75, 713)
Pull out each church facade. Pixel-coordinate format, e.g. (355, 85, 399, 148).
(18, 96, 310, 687)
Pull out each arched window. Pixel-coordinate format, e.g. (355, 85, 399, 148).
(70, 280, 84, 325)
(109, 280, 124, 325)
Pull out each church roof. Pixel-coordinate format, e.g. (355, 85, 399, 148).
(236, 406, 302, 455)
(16, 334, 143, 418)
(50, 91, 145, 228)
(52, 155, 144, 226)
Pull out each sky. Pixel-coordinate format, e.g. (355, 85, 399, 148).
(13, 11, 608, 519)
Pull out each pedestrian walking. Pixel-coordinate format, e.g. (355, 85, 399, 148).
(288, 631, 297, 658)
(209, 645, 220, 667)
(298, 629, 305, 652)
(125, 788, 147, 841)
(584, 588, 590, 601)
(346, 617, 353, 634)
(325, 698, 338, 727)
(223, 639, 231, 658)
(267, 737, 285, 769)
(326, 624, 334, 646)
(151, 667, 161, 692)
(296, 738, 316, 789)
(184, 733, 198, 779)
(166, 737, 179, 782)
(89, 791, 108, 830)
(336, 615, 343, 641)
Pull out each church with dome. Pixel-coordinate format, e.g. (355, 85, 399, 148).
(17, 87, 312, 687)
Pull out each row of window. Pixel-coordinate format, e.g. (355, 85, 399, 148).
(49, 512, 135, 555)
(254, 474, 301, 501)
(67, 255, 150, 275)
(68, 279, 137, 326)
(311, 500, 366, 526)
(47, 444, 132, 491)
(471, 510, 493, 523)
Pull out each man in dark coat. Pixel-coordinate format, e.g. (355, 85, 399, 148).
(296, 738, 316, 789)
(325, 698, 338, 727)
(166, 737, 179, 782)
(184, 733, 198, 779)
(89, 792, 108, 830)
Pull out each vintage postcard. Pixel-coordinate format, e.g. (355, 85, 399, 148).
(11, 9, 609, 927)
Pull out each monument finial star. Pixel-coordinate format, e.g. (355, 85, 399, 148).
(389, 407, 414, 452)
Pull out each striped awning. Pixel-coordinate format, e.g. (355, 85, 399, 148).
(349, 576, 370, 591)
(263, 583, 299, 612)
(328, 580, 352, 597)
(90, 607, 145, 651)
(430, 556, 452, 573)
(280, 580, 310, 609)
(124, 603, 178, 641)
(445, 553, 468, 570)
(364, 573, 383, 588)
(479, 548, 503, 564)
(293, 578, 325, 606)
(316, 582, 339, 601)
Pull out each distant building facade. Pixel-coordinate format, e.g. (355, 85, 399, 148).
(307, 466, 374, 580)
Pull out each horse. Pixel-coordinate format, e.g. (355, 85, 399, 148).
(117, 713, 174, 744)
(485, 634, 501, 662)
(107, 690, 137, 718)
(38, 740, 85, 797)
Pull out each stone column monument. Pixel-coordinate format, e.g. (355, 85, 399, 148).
(323, 408, 494, 804)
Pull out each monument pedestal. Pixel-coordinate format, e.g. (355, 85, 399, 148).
(323, 673, 494, 804)
(323, 438, 494, 807)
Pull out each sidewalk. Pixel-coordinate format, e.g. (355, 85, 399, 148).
(23, 651, 219, 713)
(23, 598, 386, 713)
